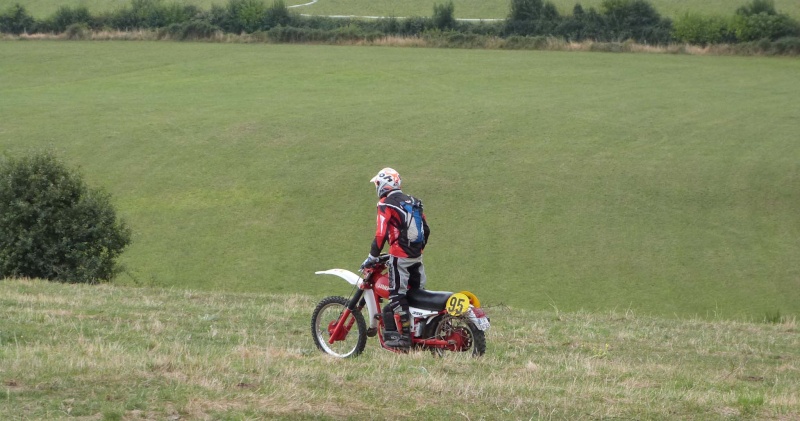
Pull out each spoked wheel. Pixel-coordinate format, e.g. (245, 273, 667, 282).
(311, 296, 367, 358)
(430, 314, 486, 357)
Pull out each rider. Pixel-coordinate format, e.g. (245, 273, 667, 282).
(361, 168, 430, 349)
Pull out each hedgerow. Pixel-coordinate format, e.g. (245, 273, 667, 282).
(1, 0, 798, 51)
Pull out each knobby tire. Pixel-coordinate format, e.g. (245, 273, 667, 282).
(311, 296, 367, 358)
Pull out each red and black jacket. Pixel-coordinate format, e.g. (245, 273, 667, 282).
(370, 190, 430, 258)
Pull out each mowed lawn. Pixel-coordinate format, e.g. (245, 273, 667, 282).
(3, 0, 800, 20)
(1, 41, 799, 320)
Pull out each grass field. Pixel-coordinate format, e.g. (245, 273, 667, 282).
(1, 278, 798, 420)
(3, 0, 800, 20)
(1, 41, 799, 320)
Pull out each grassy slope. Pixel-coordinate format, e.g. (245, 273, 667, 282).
(3, 0, 800, 20)
(1, 279, 798, 420)
(1, 41, 799, 320)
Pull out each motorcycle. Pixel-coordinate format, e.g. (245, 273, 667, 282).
(311, 254, 490, 358)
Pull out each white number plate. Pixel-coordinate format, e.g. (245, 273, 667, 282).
(474, 316, 491, 331)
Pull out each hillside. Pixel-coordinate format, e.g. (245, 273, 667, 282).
(3, 41, 799, 320)
(1, 278, 798, 419)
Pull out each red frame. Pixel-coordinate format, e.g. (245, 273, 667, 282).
(326, 262, 474, 353)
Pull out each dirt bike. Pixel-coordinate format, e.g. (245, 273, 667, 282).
(311, 254, 490, 358)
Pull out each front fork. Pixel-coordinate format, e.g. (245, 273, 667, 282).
(328, 287, 366, 344)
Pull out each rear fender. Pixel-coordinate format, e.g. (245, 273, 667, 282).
(458, 290, 482, 308)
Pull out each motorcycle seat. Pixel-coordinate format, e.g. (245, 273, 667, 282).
(407, 289, 453, 311)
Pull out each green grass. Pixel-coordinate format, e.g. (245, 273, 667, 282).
(3, 0, 800, 19)
(1, 41, 799, 320)
(1, 278, 798, 419)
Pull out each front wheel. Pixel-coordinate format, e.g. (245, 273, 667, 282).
(428, 314, 486, 357)
(311, 296, 367, 358)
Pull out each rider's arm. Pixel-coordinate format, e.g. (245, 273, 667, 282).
(370, 202, 391, 257)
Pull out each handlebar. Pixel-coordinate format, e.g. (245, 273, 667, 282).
(361, 254, 391, 270)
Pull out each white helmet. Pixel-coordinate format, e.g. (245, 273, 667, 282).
(370, 168, 402, 198)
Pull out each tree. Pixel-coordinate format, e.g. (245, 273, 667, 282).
(432, 1, 456, 30)
(736, 0, 777, 17)
(0, 151, 132, 284)
(509, 0, 559, 21)
(0, 4, 36, 34)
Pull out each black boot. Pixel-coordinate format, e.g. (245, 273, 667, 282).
(382, 306, 397, 343)
(385, 311, 411, 349)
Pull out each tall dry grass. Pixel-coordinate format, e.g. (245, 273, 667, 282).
(5, 30, 795, 56)
(1, 278, 798, 419)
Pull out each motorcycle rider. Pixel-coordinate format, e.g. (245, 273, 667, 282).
(361, 168, 430, 349)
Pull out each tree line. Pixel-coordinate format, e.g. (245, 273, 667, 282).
(1, 0, 799, 49)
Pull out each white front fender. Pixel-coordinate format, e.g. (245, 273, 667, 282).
(315, 268, 379, 330)
(315, 268, 363, 286)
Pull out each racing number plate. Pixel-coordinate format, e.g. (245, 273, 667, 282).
(446, 293, 470, 316)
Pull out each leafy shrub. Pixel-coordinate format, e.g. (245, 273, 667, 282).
(164, 20, 222, 40)
(600, 0, 672, 43)
(0, 151, 132, 284)
(264, 0, 293, 29)
(266, 24, 382, 43)
(770, 36, 800, 54)
(224, 0, 267, 33)
(672, 13, 733, 45)
(732, 12, 800, 41)
(398, 16, 431, 36)
(505, 0, 560, 36)
(461, 20, 504, 36)
(110, 0, 197, 30)
(46, 5, 93, 33)
(509, 0, 559, 22)
(730, 36, 800, 54)
(368, 17, 400, 35)
(432, 1, 456, 30)
(65, 22, 91, 39)
(556, 5, 607, 41)
(202, 4, 229, 28)
(736, 0, 777, 17)
(0, 4, 36, 34)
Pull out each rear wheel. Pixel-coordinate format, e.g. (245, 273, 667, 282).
(429, 314, 486, 357)
(311, 296, 367, 358)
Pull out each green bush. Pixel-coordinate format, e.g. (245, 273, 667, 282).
(770, 36, 800, 54)
(224, 0, 267, 33)
(509, 0, 559, 22)
(672, 13, 732, 45)
(736, 0, 778, 17)
(556, 5, 606, 41)
(731, 36, 800, 54)
(266, 24, 382, 43)
(111, 0, 198, 30)
(65, 22, 91, 39)
(399, 16, 431, 35)
(163, 20, 222, 40)
(600, 0, 672, 43)
(432, 1, 456, 30)
(264, 0, 293, 29)
(732, 12, 800, 41)
(0, 151, 131, 284)
(0, 4, 36, 34)
(45, 5, 93, 33)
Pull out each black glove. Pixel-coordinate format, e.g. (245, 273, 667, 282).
(360, 254, 379, 269)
